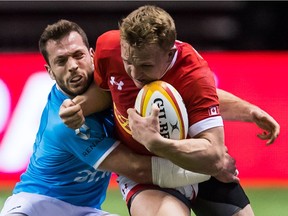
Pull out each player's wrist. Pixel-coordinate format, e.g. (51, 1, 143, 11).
(144, 133, 168, 155)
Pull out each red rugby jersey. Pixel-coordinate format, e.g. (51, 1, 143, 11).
(94, 30, 222, 155)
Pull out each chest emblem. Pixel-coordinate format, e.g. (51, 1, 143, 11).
(110, 76, 124, 90)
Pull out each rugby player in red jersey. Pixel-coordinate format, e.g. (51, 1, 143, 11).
(60, 5, 279, 216)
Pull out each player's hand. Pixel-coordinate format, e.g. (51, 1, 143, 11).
(59, 99, 85, 129)
(127, 104, 160, 148)
(251, 108, 280, 145)
(213, 151, 240, 183)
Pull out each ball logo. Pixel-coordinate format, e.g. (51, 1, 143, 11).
(135, 81, 188, 140)
(152, 97, 180, 139)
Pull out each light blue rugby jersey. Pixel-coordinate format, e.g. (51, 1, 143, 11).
(13, 84, 120, 209)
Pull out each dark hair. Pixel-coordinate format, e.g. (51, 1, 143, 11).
(39, 19, 89, 64)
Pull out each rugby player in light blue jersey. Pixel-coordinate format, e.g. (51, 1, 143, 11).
(1, 20, 210, 216)
(0, 19, 120, 216)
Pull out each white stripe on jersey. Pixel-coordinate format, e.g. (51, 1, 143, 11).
(189, 116, 223, 137)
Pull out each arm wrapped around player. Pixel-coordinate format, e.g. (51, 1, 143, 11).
(152, 156, 210, 188)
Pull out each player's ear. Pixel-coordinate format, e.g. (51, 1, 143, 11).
(89, 48, 95, 67)
(45, 64, 55, 80)
(89, 48, 94, 58)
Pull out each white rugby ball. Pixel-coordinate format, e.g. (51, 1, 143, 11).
(134, 81, 188, 140)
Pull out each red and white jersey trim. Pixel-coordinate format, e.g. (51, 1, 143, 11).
(189, 116, 223, 137)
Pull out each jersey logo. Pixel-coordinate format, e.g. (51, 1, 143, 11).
(74, 170, 110, 183)
(113, 103, 131, 135)
(75, 123, 90, 140)
(110, 76, 124, 90)
(121, 183, 129, 195)
(208, 106, 220, 116)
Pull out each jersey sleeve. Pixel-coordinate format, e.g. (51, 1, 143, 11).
(57, 112, 120, 169)
(185, 65, 223, 137)
(94, 30, 122, 90)
(170, 42, 223, 137)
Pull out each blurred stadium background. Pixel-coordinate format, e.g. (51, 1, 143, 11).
(1, 1, 287, 215)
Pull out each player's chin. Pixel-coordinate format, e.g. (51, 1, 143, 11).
(133, 80, 145, 89)
(69, 85, 89, 96)
(133, 79, 155, 89)
(69, 80, 89, 94)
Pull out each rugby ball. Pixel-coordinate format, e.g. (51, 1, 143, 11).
(134, 81, 188, 140)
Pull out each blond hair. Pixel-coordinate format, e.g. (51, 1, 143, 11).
(119, 5, 176, 51)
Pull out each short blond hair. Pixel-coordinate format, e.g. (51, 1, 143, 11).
(119, 5, 176, 51)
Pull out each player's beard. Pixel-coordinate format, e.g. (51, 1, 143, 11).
(56, 72, 94, 97)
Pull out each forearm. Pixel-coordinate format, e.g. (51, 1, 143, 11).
(217, 88, 280, 145)
(99, 144, 212, 187)
(151, 157, 211, 187)
(143, 127, 225, 176)
(128, 107, 226, 175)
(217, 88, 255, 122)
(99, 144, 152, 184)
(73, 82, 112, 116)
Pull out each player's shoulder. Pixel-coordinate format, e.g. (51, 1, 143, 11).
(175, 40, 207, 71)
(96, 30, 121, 60)
(176, 40, 204, 59)
(97, 30, 120, 47)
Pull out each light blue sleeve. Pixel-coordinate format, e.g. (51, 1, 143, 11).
(59, 113, 119, 169)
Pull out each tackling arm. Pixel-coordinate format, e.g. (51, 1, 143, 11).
(73, 82, 112, 116)
(98, 144, 211, 188)
(59, 82, 112, 129)
(217, 88, 280, 145)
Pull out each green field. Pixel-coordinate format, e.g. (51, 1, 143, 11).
(1, 187, 288, 215)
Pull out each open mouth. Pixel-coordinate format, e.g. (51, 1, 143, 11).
(69, 75, 85, 88)
(70, 75, 82, 84)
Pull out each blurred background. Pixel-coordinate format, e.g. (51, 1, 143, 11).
(1, 1, 287, 215)
(1, 1, 288, 51)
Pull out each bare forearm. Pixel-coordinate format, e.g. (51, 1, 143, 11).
(142, 128, 225, 176)
(217, 88, 280, 144)
(217, 88, 254, 122)
(99, 144, 152, 184)
(99, 144, 212, 187)
(73, 82, 112, 116)
(127, 107, 226, 175)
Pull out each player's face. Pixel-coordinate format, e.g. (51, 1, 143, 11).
(45, 31, 94, 97)
(121, 40, 174, 88)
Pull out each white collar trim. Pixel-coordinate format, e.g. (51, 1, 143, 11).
(161, 45, 178, 78)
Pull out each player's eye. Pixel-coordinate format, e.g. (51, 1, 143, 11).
(55, 58, 67, 66)
(74, 52, 85, 59)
